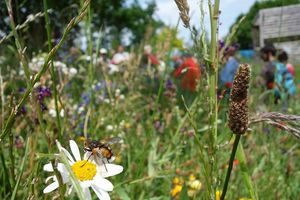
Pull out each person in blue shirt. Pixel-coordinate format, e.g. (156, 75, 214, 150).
(274, 50, 296, 100)
(220, 45, 240, 88)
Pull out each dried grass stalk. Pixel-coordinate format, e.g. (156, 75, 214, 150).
(250, 112, 300, 140)
(174, 0, 190, 28)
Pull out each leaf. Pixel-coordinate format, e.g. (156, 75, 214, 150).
(115, 187, 131, 200)
(237, 142, 258, 200)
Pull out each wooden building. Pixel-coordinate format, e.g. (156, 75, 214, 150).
(253, 4, 300, 63)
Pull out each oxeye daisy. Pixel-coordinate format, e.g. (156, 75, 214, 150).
(43, 140, 123, 200)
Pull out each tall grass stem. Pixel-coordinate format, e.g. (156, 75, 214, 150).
(220, 134, 241, 200)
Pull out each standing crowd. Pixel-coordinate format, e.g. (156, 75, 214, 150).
(82, 42, 297, 107)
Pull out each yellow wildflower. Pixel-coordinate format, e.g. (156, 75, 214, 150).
(189, 174, 196, 181)
(170, 184, 183, 198)
(190, 180, 202, 190)
(216, 190, 221, 200)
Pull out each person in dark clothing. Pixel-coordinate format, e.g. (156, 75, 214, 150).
(259, 45, 277, 89)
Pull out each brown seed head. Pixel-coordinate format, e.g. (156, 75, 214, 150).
(228, 64, 251, 135)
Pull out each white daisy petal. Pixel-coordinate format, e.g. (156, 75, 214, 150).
(45, 176, 55, 183)
(57, 163, 67, 173)
(61, 147, 75, 164)
(84, 152, 92, 160)
(60, 172, 70, 183)
(43, 163, 54, 172)
(67, 185, 73, 195)
(98, 164, 123, 178)
(82, 187, 92, 200)
(43, 181, 59, 193)
(108, 156, 115, 162)
(80, 181, 92, 188)
(69, 140, 81, 161)
(91, 185, 111, 200)
(55, 140, 63, 150)
(92, 177, 114, 191)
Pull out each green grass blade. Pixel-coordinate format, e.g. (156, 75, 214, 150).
(237, 142, 259, 200)
(11, 137, 31, 200)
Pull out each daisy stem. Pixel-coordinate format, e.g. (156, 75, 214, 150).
(220, 134, 241, 200)
(58, 151, 85, 200)
(51, 159, 66, 200)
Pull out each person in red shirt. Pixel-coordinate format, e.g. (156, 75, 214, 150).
(140, 45, 159, 68)
(173, 54, 201, 92)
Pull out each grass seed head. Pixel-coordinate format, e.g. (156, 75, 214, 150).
(229, 64, 250, 135)
(174, 0, 190, 28)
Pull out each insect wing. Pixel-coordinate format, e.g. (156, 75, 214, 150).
(93, 149, 106, 165)
(106, 136, 122, 145)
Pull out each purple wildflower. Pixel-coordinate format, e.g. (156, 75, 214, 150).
(35, 86, 51, 111)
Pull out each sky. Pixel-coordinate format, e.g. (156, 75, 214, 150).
(132, 0, 257, 45)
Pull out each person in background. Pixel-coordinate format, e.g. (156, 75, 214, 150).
(219, 45, 240, 88)
(275, 50, 296, 99)
(111, 45, 129, 65)
(99, 48, 109, 64)
(108, 45, 130, 74)
(140, 45, 159, 68)
(172, 55, 183, 70)
(173, 53, 201, 92)
(67, 46, 81, 64)
(278, 50, 295, 76)
(259, 44, 277, 89)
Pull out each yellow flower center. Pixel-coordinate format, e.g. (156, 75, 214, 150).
(71, 160, 97, 181)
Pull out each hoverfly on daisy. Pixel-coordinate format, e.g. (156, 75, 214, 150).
(82, 137, 122, 170)
(43, 140, 123, 200)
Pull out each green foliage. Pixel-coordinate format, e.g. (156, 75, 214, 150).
(152, 26, 184, 50)
(230, 0, 300, 49)
(0, 0, 162, 51)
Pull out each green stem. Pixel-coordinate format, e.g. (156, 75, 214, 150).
(10, 137, 30, 200)
(8, 129, 15, 185)
(156, 17, 180, 105)
(0, 145, 12, 195)
(43, 0, 62, 139)
(5, 0, 31, 85)
(221, 134, 241, 200)
(208, 0, 220, 196)
(182, 96, 212, 198)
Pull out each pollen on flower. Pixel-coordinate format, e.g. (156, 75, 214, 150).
(71, 160, 97, 181)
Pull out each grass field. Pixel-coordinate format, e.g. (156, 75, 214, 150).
(1, 0, 300, 199)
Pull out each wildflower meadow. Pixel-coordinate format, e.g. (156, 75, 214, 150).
(1, 0, 300, 199)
